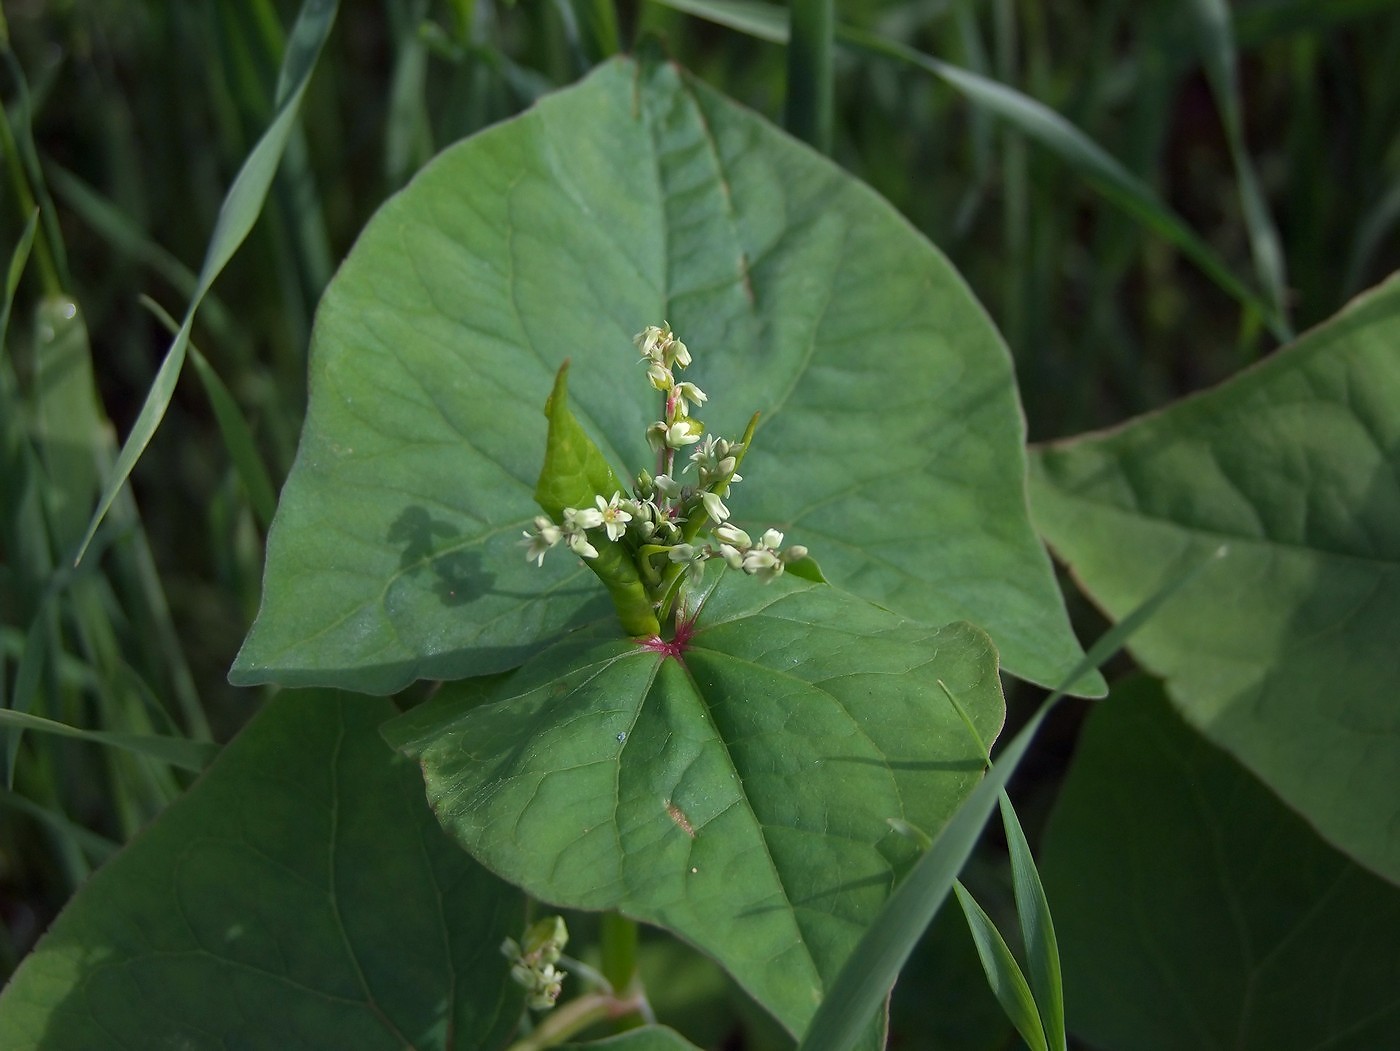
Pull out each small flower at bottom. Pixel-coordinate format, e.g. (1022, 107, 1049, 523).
(503, 916, 569, 1012)
(742, 546, 784, 582)
(566, 529, 599, 560)
(668, 542, 707, 584)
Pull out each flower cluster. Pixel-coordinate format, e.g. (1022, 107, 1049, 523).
(521, 323, 808, 610)
(501, 916, 569, 1011)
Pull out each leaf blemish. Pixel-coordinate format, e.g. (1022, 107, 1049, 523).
(665, 800, 696, 838)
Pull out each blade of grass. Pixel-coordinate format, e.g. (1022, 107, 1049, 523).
(786, 0, 834, 153)
(43, 162, 240, 345)
(839, 26, 1288, 341)
(64, 575, 188, 829)
(0, 709, 217, 773)
(0, 47, 68, 293)
(949, 0, 994, 236)
(1000, 793, 1065, 1051)
(953, 880, 1048, 1051)
(33, 296, 103, 558)
(72, 0, 339, 566)
(795, 545, 1228, 1051)
(1343, 179, 1400, 298)
(4, 604, 55, 787)
(140, 295, 277, 530)
(103, 487, 212, 740)
(568, 0, 624, 64)
(991, 0, 1028, 362)
(0, 209, 36, 352)
(386, 0, 434, 190)
(1186, 0, 1292, 343)
(646, 0, 1286, 338)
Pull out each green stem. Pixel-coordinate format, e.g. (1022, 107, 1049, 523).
(505, 993, 614, 1051)
(599, 912, 644, 1032)
(653, 412, 760, 623)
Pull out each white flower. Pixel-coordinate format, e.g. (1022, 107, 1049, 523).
(634, 324, 667, 361)
(521, 516, 562, 566)
(668, 543, 697, 563)
(664, 420, 703, 449)
(783, 545, 809, 563)
(646, 362, 673, 391)
(688, 435, 719, 473)
(715, 523, 751, 549)
(742, 546, 784, 582)
(759, 528, 784, 550)
(673, 380, 706, 415)
(566, 530, 599, 559)
(669, 338, 691, 369)
(646, 421, 668, 452)
(595, 492, 633, 541)
(701, 490, 730, 523)
(653, 474, 682, 500)
(718, 543, 745, 569)
(563, 505, 605, 531)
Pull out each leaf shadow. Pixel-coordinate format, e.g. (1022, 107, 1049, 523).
(387, 505, 496, 607)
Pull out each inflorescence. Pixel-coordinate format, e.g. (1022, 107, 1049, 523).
(522, 323, 806, 601)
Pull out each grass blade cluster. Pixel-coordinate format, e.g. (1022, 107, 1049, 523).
(73, 0, 340, 565)
(953, 880, 1047, 1051)
(1001, 793, 1066, 1051)
(795, 546, 1226, 1051)
(647, 0, 1288, 339)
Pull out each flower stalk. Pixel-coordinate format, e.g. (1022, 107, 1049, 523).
(523, 323, 809, 635)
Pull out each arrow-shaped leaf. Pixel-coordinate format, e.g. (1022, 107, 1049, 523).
(231, 53, 1094, 697)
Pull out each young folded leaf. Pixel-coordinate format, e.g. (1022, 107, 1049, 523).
(535, 361, 659, 637)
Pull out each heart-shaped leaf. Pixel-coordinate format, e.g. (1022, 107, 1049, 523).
(230, 53, 1094, 696)
(1040, 676, 1400, 1049)
(382, 569, 1005, 1038)
(1029, 273, 1400, 885)
(0, 690, 527, 1049)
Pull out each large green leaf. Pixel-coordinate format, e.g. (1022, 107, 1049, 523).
(0, 690, 527, 1049)
(1029, 273, 1400, 884)
(230, 53, 1094, 696)
(382, 568, 1006, 1038)
(1040, 676, 1400, 1050)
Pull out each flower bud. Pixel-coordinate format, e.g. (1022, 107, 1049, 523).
(715, 523, 751, 549)
(701, 490, 730, 523)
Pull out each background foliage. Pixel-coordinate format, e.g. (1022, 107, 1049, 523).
(2, 0, 1398, 1047)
